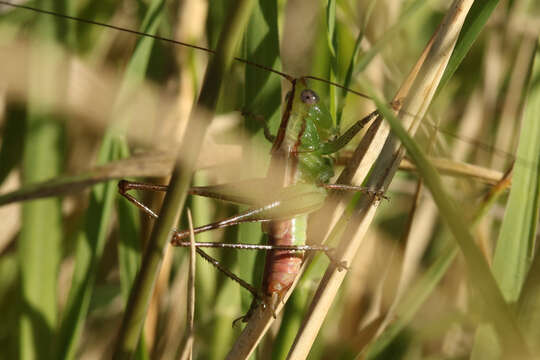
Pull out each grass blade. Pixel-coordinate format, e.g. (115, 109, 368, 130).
(365, 167, 513, 357)
(113, 2, 255, 357)
(519, 241, 540, 353)
(54, 138, 122, 360)
(438, 0, 500, 92)
(367, 65, 530, 359)
(228, 0, 282, 356)
(286, 2, 485, 358)
(353, 0, 434, 74)
(115, 141, 142, 302)
(18, 3, 66, 358)
(471, 30, 539, 360)
(54, 2, 166, 358)
(514, 37, 540, 352)
(492, 37, 540, 302)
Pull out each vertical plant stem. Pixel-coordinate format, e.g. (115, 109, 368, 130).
(19, 2, 66, 358)
(286, 2, 475, 358)
(179, 210, 196, 360)
(112, 1, 255, 358)
(55, 2, 166, 358)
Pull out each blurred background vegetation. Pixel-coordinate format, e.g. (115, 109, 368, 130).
(0, 0, 539, 359)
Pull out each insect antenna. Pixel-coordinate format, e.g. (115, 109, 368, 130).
(0, 0, 295, 82)
(302, 75, 373, 100)
(0, 0, 528, 171)
(0, 0, 398, 101)
(0, 1, 414, 111)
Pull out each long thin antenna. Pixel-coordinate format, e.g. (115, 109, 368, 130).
(0, 1, 397, 99)
(0, 0, 294, 82)
(303, 75, 372, 100)
(0, 0, 523, 166)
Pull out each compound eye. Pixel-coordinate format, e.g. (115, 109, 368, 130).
(300, 89, 319, 105)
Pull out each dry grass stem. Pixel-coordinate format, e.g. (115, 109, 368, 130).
(0, 152, 503, 208)
(286, 1, 475, 358)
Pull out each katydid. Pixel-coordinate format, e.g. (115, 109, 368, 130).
(118, 77, 387, 321)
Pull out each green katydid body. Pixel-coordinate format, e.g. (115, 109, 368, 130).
(161, 79, 378, 317)
(118, 78, 379, 320)
(269, 80, 342, 185)
(259, 79, 352, 310)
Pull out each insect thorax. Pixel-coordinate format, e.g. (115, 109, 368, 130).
(285, 85, 338, 185)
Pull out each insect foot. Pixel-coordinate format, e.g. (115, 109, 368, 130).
(232, 313, 249, 327)
(366, 189, 389, 202)
(232, 302, 259, 327)
(324, 249, 349, 272)
(231, 292, 271, 326)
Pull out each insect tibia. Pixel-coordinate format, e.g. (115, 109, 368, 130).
(319, 109, 380, 155)
(193, 247, 261, 301)
(117, 180, 164, 219)
(321, 183, 388, 201)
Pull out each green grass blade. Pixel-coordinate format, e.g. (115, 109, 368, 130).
(242, 0, 282, 178)
(354, 0, 432, 74)
(19, 110, 64, 360)
(54, 2, 165, 358)
(200, 1, 284, 356)
(339, 0, 375, 122)
(189, 172, 217, 316)
(112, 0, 165, 133)
(519, 239, 540, 353)
(366, 83, 530, 357)
(438, 0, 500, 93)
(471, 35, 540, 360)
(243, 0, 281, 139)
(341, 0, 374, 89)
(515, 38, 540, 351)
(240, 0, 281, 314)
(53, 140, 119, 360)
(365, 154, 514, 357)
(18, 4, 66, 359)
(112, 2, 255, 358)
(326, 0, 338, 121)
(115, 141, 142, 302)
(492, 39, 540, 302)
(0, 253, 19, 358)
